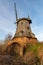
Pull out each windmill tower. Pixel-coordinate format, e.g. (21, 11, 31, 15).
(8, 3, 37, 56)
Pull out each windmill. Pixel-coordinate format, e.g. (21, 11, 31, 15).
(7, 3, 37, 56)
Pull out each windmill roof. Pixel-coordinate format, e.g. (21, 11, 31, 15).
(16, 18, 32, 24)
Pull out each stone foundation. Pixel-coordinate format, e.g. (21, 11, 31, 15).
(7, 37, 38, 56)
(8, 37, 37, 47)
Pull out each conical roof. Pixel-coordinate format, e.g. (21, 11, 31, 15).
(16, 18, 32, 24)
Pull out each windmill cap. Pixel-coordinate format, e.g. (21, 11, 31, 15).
(16, 18, 32, 24)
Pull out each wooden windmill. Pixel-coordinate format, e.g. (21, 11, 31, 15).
(8, 3, 37, 56)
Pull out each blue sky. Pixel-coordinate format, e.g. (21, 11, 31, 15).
(0, 0, 43, 41)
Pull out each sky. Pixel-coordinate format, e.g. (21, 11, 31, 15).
(0, 0, 43, 41)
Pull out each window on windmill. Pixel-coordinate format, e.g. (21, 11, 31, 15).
(21, 31, 24, 34)
(21, 22, 23, 24)
(27, 27, 30, 29)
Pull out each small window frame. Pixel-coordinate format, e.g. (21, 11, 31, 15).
(21, 22, 23, 25)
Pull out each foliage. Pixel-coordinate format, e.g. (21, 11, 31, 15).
(0, 38, 43, 65)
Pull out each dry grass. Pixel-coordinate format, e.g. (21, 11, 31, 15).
(0, 39, 43, 65)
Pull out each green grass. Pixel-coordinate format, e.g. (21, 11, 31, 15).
(25, 43, 43, 55)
